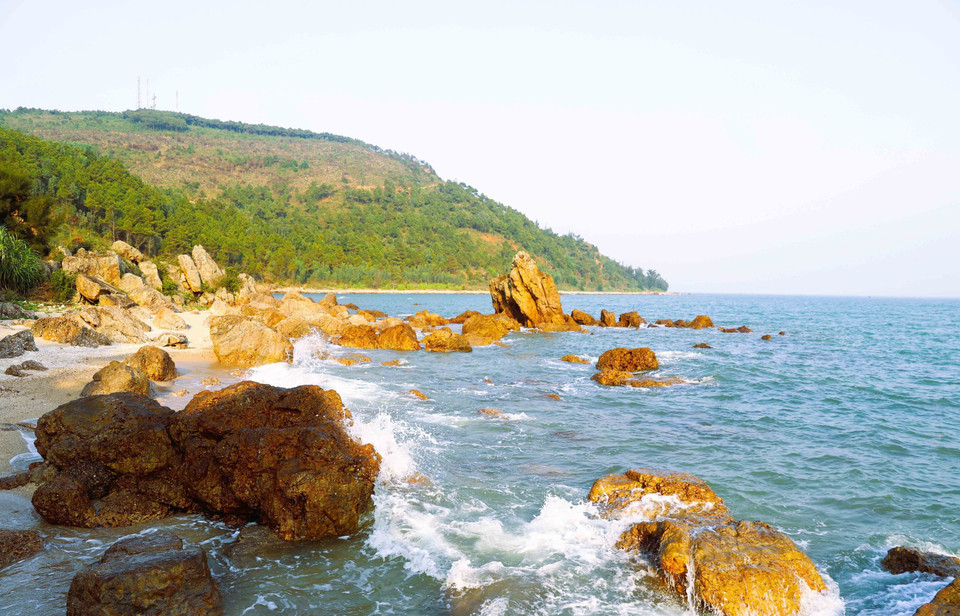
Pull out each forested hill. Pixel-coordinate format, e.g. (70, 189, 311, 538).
(0, 108, 667, 291)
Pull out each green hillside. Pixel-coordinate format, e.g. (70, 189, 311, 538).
(0, 108, 667, 291)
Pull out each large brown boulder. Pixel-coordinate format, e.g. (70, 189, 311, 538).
(171, 382, 381, 539)
(618, 311, 645, 328)
(273, 316, 316, 340)
(489, 251, 569, 328)
(62, 251, 122, 286)
(153, 307, 187, 330)
(448, 309, 482, 324)
(377, 324, 421, 351)
(80, 361, 151, 397)
(915, 579, 960, 616)
(127, 283, 176, 312)
(110, 240, 145, 263)
(32, 315, 112, 347)
(125, 345, 177, 382)
(78, 305, 152, 344)
(423, 327, 472, 353)
(178, 254, 203, 293)
(596, 347, 659, 372)
(691, 315, 714, 329)
(0, 329, 38, 358)
(335, 324, 380, 349)
(406, 310, 449, 329)
(589, 469, 827, 616)
(599, 309, 617, 327)
(461, 313, 520, 346)
(0, 529, 43, 569)
(191, 245, 223, 288)
(209, 316, 293, 368)
(882, 546, 960, 578)
(75, 274, 121, 303)
(279, 291, 324, 319)
(139, 261, 163, 290)
(570, 309, 598, 326)
(66, 531, 222, 616)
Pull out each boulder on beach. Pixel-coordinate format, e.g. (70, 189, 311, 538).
(0, 329, 38, 358)
(77, 305, 152, 344)
(75, 274, 121, 303)
(279, 291, 325, 320)
(110, 240, 144, 264)
(377, 324, 421, 351)
(0, 529, 44, 569)
(209, 316, 293, 368)
(139, 261, 163, 290)
(66, 531, 222, 616)
(177, 254, 203, 293)
(153, 307, 187, 330)
(191, 245, 223, 288)
(32, 315, 112, 347)
(62, 250, 122, 286)
(489, 251, 575, 330)
(882, 546, 960, 578)
(570, 309, 598, 326)
(80, 361, 151, 397)
(0, 302, 31, 319)
(124, 345, 177, 382)
(596, 347, 659, 372)
(423, 327, 472, 353)
(589, 468, 827, 616)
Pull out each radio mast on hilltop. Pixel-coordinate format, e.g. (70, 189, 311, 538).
(137, 76, 141, 109)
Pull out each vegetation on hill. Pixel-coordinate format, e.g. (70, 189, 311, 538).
(0, 109, 667, 291)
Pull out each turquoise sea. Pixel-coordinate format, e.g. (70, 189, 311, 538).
(2, 293, 959, 615)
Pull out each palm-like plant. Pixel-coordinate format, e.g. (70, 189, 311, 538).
(0, 225, 46, 292)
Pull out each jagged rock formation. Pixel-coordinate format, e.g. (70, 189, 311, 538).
(489, 251, 580, 331)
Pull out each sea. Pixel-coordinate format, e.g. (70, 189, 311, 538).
(2, 293, 958, 615)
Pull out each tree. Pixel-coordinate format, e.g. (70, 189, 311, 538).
(0, 166, 63, 253)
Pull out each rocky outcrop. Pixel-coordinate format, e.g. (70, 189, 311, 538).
(423, 327, 472, 353)
(110, 240, 145, 264)
(599, 309, 617, 327)
(596, 347, 659, 372)
(66, 531, 222, 616)
(590, 468, 827, 616)
(571, 309, 598, 326)
(125, 346, 177, 382)
(75, 274, 121, 303)
(914, 579, 960, 616)
(178, 254, 203, 293)
(618, 311, 645, 328)
(720, 325, 753, 333)
(62, 250, 122, 286)
(278, 291, 324, 320)
(32, 316, 112, 347)
(153, 307, 187, 330)
(560, 354, 590, 364)
(117, 273, 144, 294)
(153, 333, 187, 349)
(449, 310, 482, 324)
(0, 329, 38, 358)
(882, 546, 960, 578)
(32, 383, 381, 540)
(489, 251, 573, 330)
(335, 324, 380, 349)
(81, 361, 151, 397)
(461, 313, 521, 346)
(377, 324, 421, 351)
(191, 245, 223, 288)
(0, 529, 43, 569)
(590, 370, 634, 386)
(77, 306, 151, 344)
(209, 316, 293, 368)
(139, 261, 163, 290)
(406, 310, 449, 329)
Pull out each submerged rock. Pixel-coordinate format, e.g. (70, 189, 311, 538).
(589, 468, 827, 616)
(596, 347, 659, 372)
(0, 329, 38, 358)
(720, 325, 753, 333)
(461, 313, 520, 346)
(66, 531, 222, 616)
(882, 546, 960, 578)
(0, 529, 44, 569)
(560, 354, 590, 364)
(693, 343, 713, 349)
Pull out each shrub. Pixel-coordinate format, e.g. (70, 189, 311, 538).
(49, 269, 77, 304)
(0, 226, 46, 292)
(220, 267, 241, 293)
(161, 279, 180, 296)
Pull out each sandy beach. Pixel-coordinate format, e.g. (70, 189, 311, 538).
(0, 311, 232, 476)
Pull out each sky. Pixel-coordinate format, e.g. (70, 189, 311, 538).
(2, 0, 958, 297)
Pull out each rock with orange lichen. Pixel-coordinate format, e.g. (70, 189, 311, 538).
(596, 347, 658, 372)
(914, 579, 960, 616)
(461, 313, 521, 346)
(560, 354, 590, 364)
(599, 309, 617, 327)
(617, 311, 645, 328)
(334, 324, 379, 350)
(489, 251, 575, 330)
(423, 327, 472, 353)
(570, 309, 598, 326)
(209, 316, 293, 368)
(377, 324, 420, 351)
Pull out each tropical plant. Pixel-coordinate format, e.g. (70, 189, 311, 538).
(0, 225, 46, 292)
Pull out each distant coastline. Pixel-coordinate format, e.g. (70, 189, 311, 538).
(275, 286, 679, 296)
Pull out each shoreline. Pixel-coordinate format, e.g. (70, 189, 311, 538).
(277, 286, 679, 296)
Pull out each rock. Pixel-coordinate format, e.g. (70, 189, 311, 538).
(378, 324, 421, 351)
(0, 329, 38, 358)
(139, 261, 162, 290)
(279, 291, 324, 319)
(560, 354, 590, 364)
(720, 325, 753, 333)
(125, 345, 177, 382)
(110, 240, 144, 263)
(97, 293, 137, 309)
(461, 313, 520, 345)
(240, 304, 286, 328)
(153, 333, 187, 349)
(342, 302, 359, 311)
(489, 251, 571, 329)
(381, 359, 402, 367)
(570, 309, 598, 326)
(596, 347, 659, 372)
(371, 316, 404, 332)
(312, 313, 348, 337)
(693, 343, 713, 349)
(62, 252, 122, 286)
(209, 316, 294, 368)
(589, 469, 826, 616)
(201, 377, 221, 386)
(914, 578, 960, 616)
(66, 531, 222, 616)
(477, 408, 506, 418)
(81, 361, 151, 397)
(761, 334, 772, 340)
(127, 283, 175, 312)
(882, 546, 960, 578)
(117, 273, 144, 294)
(599, 309, 617, 327)
(618, 311, 645, 328)
(335, 324, 380, 349)
(4, 360, 47, 377)
(779, 331, 786, 336)
(590, 370, 634, 386)
(78, 306, 151, 344)
(208, 298, 236, 316)
(191, 245, 223, 288)
(0, 529, 43, 569)
(356, 309, 386, 322)
(154, 307, 187, 330)
(75, 274, 122, 303)
(317, 292, 338, 310)
(0, 302, 31, 319)
(172, 381, 381, 539)
(408, 389, 429, 400)
(178, 254, 203, 293)
(423, 327, 472, 353)
(274, 316, 316, 340)
(545, 393, 562, 401)
(32, 316, 112, 347)
(449, 310, 482, 324)
(406, 309, 449, 329)
(334, 355, 370, 366)
(691, 315, 714, 329)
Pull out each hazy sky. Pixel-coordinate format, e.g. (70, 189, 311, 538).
(2, 1, 959, 296)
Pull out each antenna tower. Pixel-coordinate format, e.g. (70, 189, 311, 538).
(137, 76, 141, 109)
